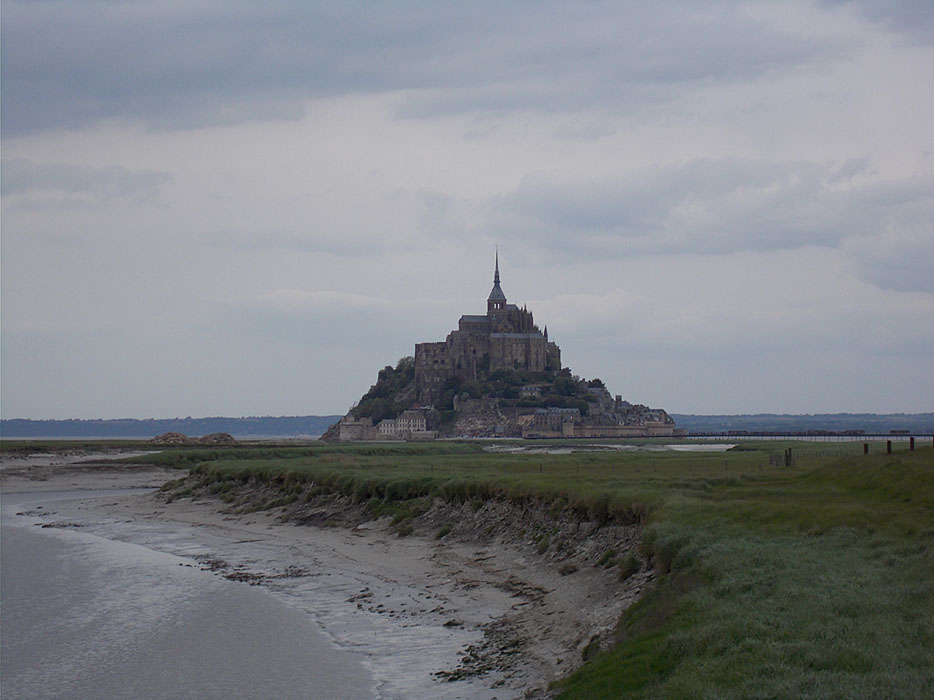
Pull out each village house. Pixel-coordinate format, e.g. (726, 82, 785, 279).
(377, 410, 438, 440)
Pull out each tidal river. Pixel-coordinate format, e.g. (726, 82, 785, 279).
(0, 491, 375, 700)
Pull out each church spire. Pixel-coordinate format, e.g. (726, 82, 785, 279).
(487, 248, 506, 312)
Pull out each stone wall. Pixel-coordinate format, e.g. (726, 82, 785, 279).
(489, 333, 547, 373)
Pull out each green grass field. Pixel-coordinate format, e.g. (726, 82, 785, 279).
(125, 439, 934, 697)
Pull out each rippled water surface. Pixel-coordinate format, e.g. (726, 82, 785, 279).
(1, 491, 374, 700)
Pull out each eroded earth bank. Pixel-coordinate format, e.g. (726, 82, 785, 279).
(154, 472, 654, 698)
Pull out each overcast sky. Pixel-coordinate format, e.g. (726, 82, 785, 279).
(2, 0, 933, 420)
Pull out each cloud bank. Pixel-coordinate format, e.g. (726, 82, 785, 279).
(2, 0, 932, 418)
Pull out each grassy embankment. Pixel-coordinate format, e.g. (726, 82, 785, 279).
(139, 440, 932, 698)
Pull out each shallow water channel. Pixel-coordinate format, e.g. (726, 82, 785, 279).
(1, 490, 374, 700)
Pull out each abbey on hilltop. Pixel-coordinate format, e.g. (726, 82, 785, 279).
(414, 251, 562, 405)
(328, 252, 677, 441)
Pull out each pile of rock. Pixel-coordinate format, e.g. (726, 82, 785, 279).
(149, 432, 238, 445)
(149, 432, 191, 444)
(453, 401, 506, 437)
(199, 432, 238, 445)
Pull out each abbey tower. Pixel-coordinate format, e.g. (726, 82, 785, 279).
(415, 253, 561, 405)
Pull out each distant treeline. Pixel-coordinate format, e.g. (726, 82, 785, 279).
(671, 413, 934, 434)
(0, 416, 342, 439)
(4, 413, 933, 439)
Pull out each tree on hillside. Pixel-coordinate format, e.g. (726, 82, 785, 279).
(353, 356, 416, 421)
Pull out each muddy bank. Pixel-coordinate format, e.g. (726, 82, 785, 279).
(0, 447, 176, 493)
(158, 475, 654, 697)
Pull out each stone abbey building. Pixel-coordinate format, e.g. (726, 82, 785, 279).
(329, 252, 678, 440)
(415, 254, 561, 405)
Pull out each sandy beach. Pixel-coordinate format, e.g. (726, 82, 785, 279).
(1, 450, 651, 699)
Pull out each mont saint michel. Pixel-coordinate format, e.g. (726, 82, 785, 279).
(331, 255, 677, 440)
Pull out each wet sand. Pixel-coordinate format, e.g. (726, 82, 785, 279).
(1, 451, 650, 699)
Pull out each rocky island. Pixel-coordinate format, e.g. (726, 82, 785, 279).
(328, 254, 678, 440)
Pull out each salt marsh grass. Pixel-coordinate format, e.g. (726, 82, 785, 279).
(555, 446, 933, 699)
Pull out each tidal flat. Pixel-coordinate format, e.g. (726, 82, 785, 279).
(2, 439, 932, 698)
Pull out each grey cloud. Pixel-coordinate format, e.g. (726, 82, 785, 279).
(2, 1, 850, 135)
(491, 158, 857, 247)
(198, 229, 388, 258)
(487, 159, 934, 291)
(217, 290, 454, 356)
(1, 158, 172, 202)
(842, 184, 934, 293)
(821, 0, 934, 44)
